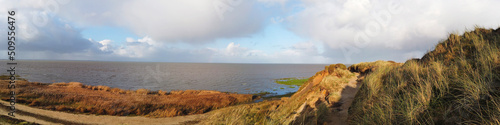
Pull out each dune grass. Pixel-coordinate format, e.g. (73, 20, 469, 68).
(348, 27, 500, 124)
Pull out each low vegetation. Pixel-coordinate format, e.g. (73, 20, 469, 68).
(0, 80, 253, 117)
(0, 74, 26, 81)
(348, 27, 500, 124)
(0, 115, 39, 125)
(202, 64, 357, 124)
(274, 77, 309, 86)
(347, 60, 398, 74)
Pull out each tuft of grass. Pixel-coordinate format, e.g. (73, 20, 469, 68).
(135, 88, 149, 95)
(347, 60, 399, 74)
(274, 77, 309, 86)
(348, 27, 500, 124)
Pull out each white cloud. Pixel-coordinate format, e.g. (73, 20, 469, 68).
(204, 41, 331, 63)
(258, 0, 288, 5)
(126, 37, 135, 43)
(53, 0, 267, 43)
(3, 0, 500, 64)
(287, 0, 500, 63)
(92, 36, 160, 58)
(225, 42, 248, 56)
(98, 40, 112, 51)
(115, 37, 158, 58)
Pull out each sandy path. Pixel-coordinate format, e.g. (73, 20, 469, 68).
(330, 73, 363, 125)
(0, 100, 203, 125)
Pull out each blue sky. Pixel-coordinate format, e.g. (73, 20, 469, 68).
(1, 0, 500, 64)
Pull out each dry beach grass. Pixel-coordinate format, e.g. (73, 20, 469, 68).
(348, 27, 500, 124)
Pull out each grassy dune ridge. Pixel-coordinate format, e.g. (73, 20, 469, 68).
(348, 27, 500, 124)
(0, 80, 253, 117)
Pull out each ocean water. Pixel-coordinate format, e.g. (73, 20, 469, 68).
(0, 60, 328, 94)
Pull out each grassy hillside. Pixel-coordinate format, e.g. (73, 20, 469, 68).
(348, 27, 500, 124)
(202, 64, 357, 124)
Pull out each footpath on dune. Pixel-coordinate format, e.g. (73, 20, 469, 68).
(327, 74, 364, 125)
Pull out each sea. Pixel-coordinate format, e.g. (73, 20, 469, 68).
(0, 60, 329, 95)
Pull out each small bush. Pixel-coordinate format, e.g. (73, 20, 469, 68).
(67, 82, 83, 88)
(110, 88, 125, 94)
(96, 85, 111, 91)
(136, 88, 149, 95)
(158, 90, 168, 95)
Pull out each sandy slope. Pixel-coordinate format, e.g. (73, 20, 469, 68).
(0, 100, 203, 125)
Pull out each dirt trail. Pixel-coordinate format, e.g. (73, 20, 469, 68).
(330, 74, 364, 125)
(0, 100, 203, 125)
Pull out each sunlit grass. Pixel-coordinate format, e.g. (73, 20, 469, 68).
(274, 77, 309, 86)
(348, 27, 500, 124)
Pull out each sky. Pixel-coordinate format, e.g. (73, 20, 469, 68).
(1, 0, 500, 64)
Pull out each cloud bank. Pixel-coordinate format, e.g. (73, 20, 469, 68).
(286, 0, 500, 63)
(1, 0, 500, 63)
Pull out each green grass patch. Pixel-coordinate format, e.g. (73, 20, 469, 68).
(274, 77, 308, 86)
(0, 74, 26, 80)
